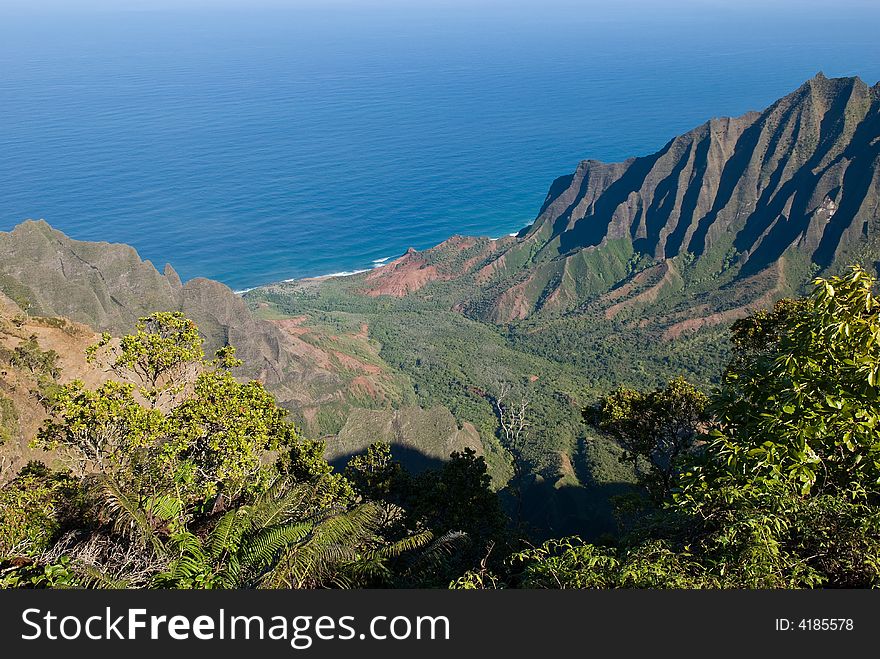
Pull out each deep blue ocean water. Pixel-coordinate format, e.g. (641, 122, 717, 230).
(2, 2, 879, 291)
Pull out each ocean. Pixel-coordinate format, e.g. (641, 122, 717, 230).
(2, 2, 879, 291)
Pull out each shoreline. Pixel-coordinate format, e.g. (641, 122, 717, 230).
(232, 228, 525, 296)
(233, 264, 384, 295)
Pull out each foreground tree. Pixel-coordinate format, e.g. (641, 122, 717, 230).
(674, 265, 880, 586)
(344, 443, 509, 586)
(1, 313, 438, 588)
(588, 376, 709, 503)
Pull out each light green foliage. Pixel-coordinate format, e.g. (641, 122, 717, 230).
(449, 567, 505, 590)
(87, 312, 205, 406)
(278, 435, 355, 508)
(10, 335, 60, 379)
(511, 537, 620, 588)
(0, 462, 82, 560)
(666, 267, 880, 587)
(703, 266, 880, 497)
(110, 312, 204, 381)
(37, 380, 168, 476)
(40, 316, 300, 517)
(0, 555, 78, 588)
(4, 314, 450, 589)
(510, 537, 714, 589)
(166, 370, 288, 503)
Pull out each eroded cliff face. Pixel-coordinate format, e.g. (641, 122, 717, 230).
(359, 74, 880, 331)
(0, 220, 294, 384)
(524, 73, 879, 271)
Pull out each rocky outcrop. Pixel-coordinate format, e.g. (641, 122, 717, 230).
(526, 74, 880, 272)
(361, 248, 445, 297)
(0, 220, 297, 384)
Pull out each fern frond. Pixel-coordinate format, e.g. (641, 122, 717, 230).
(368, 529, 435, 560)
(73, 562, 131, 590)
(207, 509, 246, 560)
(400, 530, 470, 579)
(99, 477, 165, 554)
(237, 521, 313, 584)
(246, 481, 312, 529)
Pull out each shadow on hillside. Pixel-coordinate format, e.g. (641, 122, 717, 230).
(330, 444, 637, 542)
(329, 444, 446, 475)
(501, 479, 638, 543)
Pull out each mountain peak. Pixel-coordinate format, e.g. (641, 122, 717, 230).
(388, 74, 880, 324)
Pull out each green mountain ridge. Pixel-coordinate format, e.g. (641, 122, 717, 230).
(344, 73, 880, 325)
(0, 221, 484, 480)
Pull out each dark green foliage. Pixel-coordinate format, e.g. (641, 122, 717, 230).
(343, 442, 404, 501)
(588, 377, 709, 502)
(407, 448, 508, 544)
(9, 335, 60, 379)
(458, 267, 880, 588)
(343, 443, 509, 586)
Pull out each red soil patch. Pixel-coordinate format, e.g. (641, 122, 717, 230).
(272, 316, 311, 336)
(332, 350, 382, 375)
(604, 261, 677, 319)
(350, 375, 383, 400)
(271, 319, 335, 369)
(661, 261, 786, 340)
(491, 277, 533, 323)
(475, 252, 509, 284)
(301, 406, 318, 425)
(460, 239, 504, 274)
(361, 249, 445, 297)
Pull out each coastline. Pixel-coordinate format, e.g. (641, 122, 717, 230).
(232, 226, 527, 296)
(233, 263, 385, 295)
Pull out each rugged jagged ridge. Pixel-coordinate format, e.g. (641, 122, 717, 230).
(3, 74, 879, 516)
(0, 220, 295, 384)
(358, 74, 880, 329)
(0, 222, 483, 473)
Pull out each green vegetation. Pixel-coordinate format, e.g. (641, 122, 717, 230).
(0, 312, 505, 588)
(455, 267, 880, 588)
(6, 266, 880, 588)
(249, 285, 628, 537)
(8, 335, 60, 379)
(588, 377, 709, 503)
